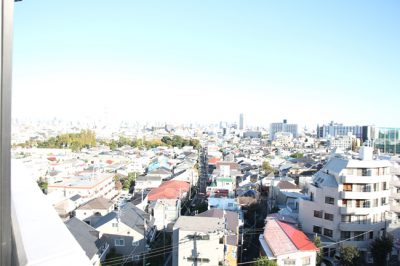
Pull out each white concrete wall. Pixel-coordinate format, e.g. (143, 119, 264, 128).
(173, 229, 224, 266)
(276, 251, 316, 266)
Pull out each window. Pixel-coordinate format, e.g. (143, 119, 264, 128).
(302, 256, 311, 266)
(374, 199, 379, 207)
(369, 231, 374, 239)
(325, 197, 334, 205)
(323, 228, 333, 237)
(341, 215, 351, 222)
(381, 197, 387, 205)
(132, 237, 139, 246)
(362, 168, 371, 176)
(324, 213, 334, 221)
(115, 238, 125, 246)
(347, 169, 354, 175)
(354, 232, 364, 241)
(343, 183, 352, 191)
(187, 257, 210, 262)
(283, 259, 296, 265)
(363, 200, 370, 208)
(342, 199, 348, 207)
(341, 231, 351, 240)
(313, 226, 322, 234)
(363, 184, 371, 192)
(314, 210, 323, 218)
(382, 182, 388, 190)
(112, 222, 118, 227)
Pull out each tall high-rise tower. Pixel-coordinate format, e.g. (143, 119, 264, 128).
(239, 113, 244, 130)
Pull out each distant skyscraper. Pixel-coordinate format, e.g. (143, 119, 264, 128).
(239, 113, 244, 130)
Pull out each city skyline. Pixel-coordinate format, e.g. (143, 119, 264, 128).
(12, 1, 400, 129)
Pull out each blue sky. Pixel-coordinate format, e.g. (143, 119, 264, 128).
(12, 1, 400, 128)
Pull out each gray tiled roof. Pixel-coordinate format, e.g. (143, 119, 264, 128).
(65, 217, 106, 259)
(77, 197, 114, 210)
(197, 209, 238, 233)
(92, 203, 153, 234)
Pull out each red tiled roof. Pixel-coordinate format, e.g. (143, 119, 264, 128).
(148, 180, 190, 201)
(277, 221, 318, 251)
(208, 157, 221, 165)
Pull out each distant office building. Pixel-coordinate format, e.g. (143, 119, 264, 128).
(239, 113, 244, 130)
(372, 127, 400, 154)
(269, 119, 298, 140)
(317, 121, 364, 140)
(243, 131, 261, 139)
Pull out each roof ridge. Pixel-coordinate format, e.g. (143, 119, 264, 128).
(276, 220, 298, 250)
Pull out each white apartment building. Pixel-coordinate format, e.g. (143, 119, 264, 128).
(47, 172, 117, 203)
(317, 122, 364, 140)
(270, 120, 298, 141)
(272, 132, 294, 148)
(299, 147, 392, 262)
(328, 133, 356, 151)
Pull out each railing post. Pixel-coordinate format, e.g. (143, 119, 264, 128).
(0, 0, 13, 265)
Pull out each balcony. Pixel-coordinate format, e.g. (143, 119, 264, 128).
(11, 161, 92, 265)
(339, 221, 386, 231)
(340, 207, 370, 215)
(341, 190, 389, 199)
(341, 175, 391, 184)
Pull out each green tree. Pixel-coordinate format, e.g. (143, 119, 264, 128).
(339, 246, 362, 266)
(123, 180, 131, 191)
(313, 236, 322, 265)
(262, 161, 273, 173)
(37, 177, 48, 194)
(109, 140, 118, 150)
(289, 152, 304, 158)
(253, 257, 277, 266)
(127, 172, 137, 188)
(370, 235, 393, 266)
(161, 136, 172, 146)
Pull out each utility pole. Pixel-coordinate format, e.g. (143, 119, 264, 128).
(163, 202, 166, 262)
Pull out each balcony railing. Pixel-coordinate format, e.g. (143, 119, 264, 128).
(11, 161, 92, 265)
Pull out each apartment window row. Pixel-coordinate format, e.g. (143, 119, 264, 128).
(347, 167, 390, 176)
(342, 198, 389, 208)
(313, 226, 333, 237)
(340, 231, 373, 241)
(343, 182, 388, 192)
(187, 257, 210, 263)
(313, 210, 334, 221)
(187, 234, 210, 240)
